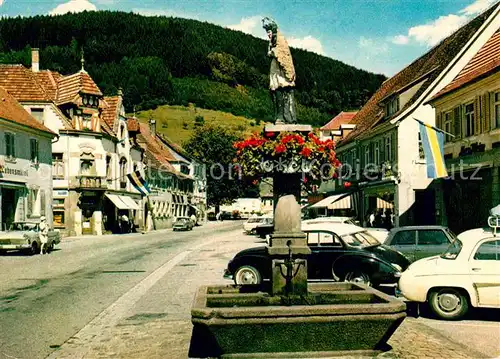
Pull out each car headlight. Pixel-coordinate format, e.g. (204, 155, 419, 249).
(392, 263, 402, 272)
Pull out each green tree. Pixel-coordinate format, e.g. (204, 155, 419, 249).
(183, 125, 258, 212)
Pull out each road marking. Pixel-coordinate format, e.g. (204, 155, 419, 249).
(46, 232, 229, 359)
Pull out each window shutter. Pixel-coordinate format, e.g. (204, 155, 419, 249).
(391, 131, 397, 163)
(40, 190, 46, 216)
(436, 112, 443, 130)
(482, 92, 490, 132)
(474, 95, 481, 134)
(379, 139, 385, 163)
(453, 106, 462, 140)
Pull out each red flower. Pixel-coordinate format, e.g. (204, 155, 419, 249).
(344, 181, 352, 188)
(303, 177, 308, 184)
(265, 131, 275, 138)
(252, 179, 259, 185)
(275, 144, 286, 154)
(295, 135, 305, 144)
(318, 146, 325, 152)
(300, 147, 312, 157)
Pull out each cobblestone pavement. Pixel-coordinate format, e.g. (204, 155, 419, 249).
(48, 227, 492, 359)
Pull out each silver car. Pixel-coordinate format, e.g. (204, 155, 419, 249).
(0, 221, 61, 255)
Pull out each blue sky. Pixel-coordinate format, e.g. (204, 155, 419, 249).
(0, 0, 497, 76)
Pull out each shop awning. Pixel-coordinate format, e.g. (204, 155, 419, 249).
(376, 198, 394, 209)
(311, 194, 351, 210)
(105, 194, 139, 210)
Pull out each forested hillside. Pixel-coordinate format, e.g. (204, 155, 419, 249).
(0, 11, 386, 125)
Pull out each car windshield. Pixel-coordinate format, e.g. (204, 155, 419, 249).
(9, 223, 38, 231)
(341, 231, 379, 247)
(440, 239, 462, 259)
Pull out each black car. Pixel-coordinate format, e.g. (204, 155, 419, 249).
(255, 220, 274, 239)
(224, 223, 410, 287)
(384, 225, 456, 262)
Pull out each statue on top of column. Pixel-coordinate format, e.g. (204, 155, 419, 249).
(262, 17, 297, 124)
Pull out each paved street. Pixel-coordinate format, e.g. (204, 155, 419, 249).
(0, 221, 498, 359)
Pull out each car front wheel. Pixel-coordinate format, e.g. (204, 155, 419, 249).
(234, 265, 262, 285)
(29, 242, 39, 256)
(344, 271, 371, 286)
(429, 288, 469, 320)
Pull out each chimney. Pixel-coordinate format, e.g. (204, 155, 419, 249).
(149, 119, 156, 137)
(32, 48, 40, 72)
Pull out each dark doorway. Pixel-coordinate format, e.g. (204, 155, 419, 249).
(1, 188, 17, 230)
(414, 189, 436, 225)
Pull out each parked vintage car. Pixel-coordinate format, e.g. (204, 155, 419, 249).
(0, 221, 61, 255)
(173, 217, 194, 231)
(303, 217, 389, 243)
(398, 217, 500, 320)
(384, 225, 456, 262)
(224, 223, 410, 287)
(243, 216, 272, 234)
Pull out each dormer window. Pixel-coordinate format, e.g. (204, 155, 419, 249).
(82, 95, 98, 108)
(385, 97, 400, 118)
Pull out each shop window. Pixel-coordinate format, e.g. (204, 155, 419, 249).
(53, 153, 65, 178)
(5, 132, 15, 158)
(53, 211, 65, 226)
(30, 139, 39, 163)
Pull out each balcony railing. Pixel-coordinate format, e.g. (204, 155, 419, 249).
(71, 175, 107, 190)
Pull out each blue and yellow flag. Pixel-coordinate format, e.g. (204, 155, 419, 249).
(127, 170, 151, 196)
(418, 121, 448, 179)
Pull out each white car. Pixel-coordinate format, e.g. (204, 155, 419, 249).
(398, 217, 500, 320)
(243, 216, 272, 234)
(303, 217, 388, 243)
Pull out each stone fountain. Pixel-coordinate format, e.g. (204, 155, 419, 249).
(188, 124, 406, 358)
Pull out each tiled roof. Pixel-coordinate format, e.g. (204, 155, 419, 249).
(157, 133, 191, 162)
(320, 111, 358, 130)
(431, 29, 500, 101)
(0, 87, 55, 135)
(127, 118, 139, 132)
(33, 70, 62, 101)
(102, 96, 120, 131)
(0, 65, 51, 102)
(341, 5, 497, 145)
(137, 122, 177, 173)
(56, 70, 103, 105)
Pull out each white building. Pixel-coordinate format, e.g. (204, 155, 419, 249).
(0, 87, 56, 230)
(0, 50, 144, 236)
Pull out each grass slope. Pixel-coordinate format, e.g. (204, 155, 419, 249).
(134, 104, 263, 144)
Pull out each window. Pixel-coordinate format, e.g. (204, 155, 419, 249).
(374, 142, 380, 166)
(418, 133, 425, 160)
(494, 92, 500, 129)
(464, 103, 474, 137)
(473, 240, 499, 261)
(443, 111, 452, 142)
(319, 232, 341, 246)
(30, 139, 39, 163)
(82, 115, 92, 130)
(80, 159, 95, 176)
(5, 132, 15, 158)
(52, 153, 65, 178)
(385, 136, 392, 162)
(385, 97, 400, 117)
(53, 211, 65, 226)
(106, 155, 112, 179)
(364, 145, 370, 167)
(307, 232, 319, 246)
(31, 108, 44, 123)
(392, 231, 416, 245)
(418, 230, 449, 245)
(119, 158, 127, 188)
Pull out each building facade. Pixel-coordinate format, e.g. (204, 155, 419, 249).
(318, 6, 499, 227)
(0, 87, 56, 230)
(429, 28, 500, 233)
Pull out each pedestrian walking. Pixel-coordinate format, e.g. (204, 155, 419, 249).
(120, 214, 129, 233)
(39, 216, 49, 255)
(369, 211, 375, 227)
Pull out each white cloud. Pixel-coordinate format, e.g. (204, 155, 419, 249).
(460, 0, 496, 16)
(227, 16, 266, 39)
(0, 0, 4, 7)
(391, 0, 496, 47)
(359, 36, 389, 54)
(407, 14, 468, 46)
(132, 8, 199, 20)
(391, 35, 409, 45)
(288, 36, 325, 55)
(49, 0, 97, 15)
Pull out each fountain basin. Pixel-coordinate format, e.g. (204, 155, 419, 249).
(189, 282, 406, 358)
